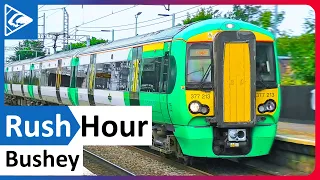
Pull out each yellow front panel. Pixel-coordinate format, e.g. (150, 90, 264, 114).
(223, 43, 251, 123)
(186, 90, 214, 117)
(256, 88, 279, 115)
(187, 30, 273, 42)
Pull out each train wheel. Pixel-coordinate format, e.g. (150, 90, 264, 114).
(160, 152, 170, 159)
(179, 156, 193, 166)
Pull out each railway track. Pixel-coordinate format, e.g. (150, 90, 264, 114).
(125, 146, 213, 176)
(83, 149, 135, 176)
(131, 146, 275, 176)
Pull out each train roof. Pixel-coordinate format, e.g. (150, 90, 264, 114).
(5, 18, 275, 67)
(174, 18, 275, 40)
(34, 46, 90, 62)
(77, 25, 188, 55)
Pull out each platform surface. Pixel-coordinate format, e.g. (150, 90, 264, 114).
(83, 167, 95, 176)
(276, 118, 315, 146)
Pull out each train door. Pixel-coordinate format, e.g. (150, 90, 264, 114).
(56, 59, 63, 104)
(21, 65, 25, 97)
(138, 45, 164, 123)
(87, 54, 96, 106)
(128, 47, 141, 106)
(38, 62, 43, 100)
(159, 45, 171, 123)
(4, 67, 9, 94)
(213, 31, 256, 128)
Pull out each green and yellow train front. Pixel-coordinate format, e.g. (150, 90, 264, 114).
(168, 19, 281, 157)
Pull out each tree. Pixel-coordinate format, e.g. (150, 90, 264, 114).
(61, 36, 107, 52)
(182, 6, 222, 25)
(9, 40, 46, 61)
(182, 5, 285, 32)
(304, 10, 315, 33)
(224, 5, 285, 31)
(289, 33, 315, 83)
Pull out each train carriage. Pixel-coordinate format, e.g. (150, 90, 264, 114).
(4, 18, 281, 163)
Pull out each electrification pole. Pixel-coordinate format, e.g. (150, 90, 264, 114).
(135, 12, 142, 36)
(62, 7, 69, 50)
(158, 13, 175, 27)
(43, 13, 45, 44)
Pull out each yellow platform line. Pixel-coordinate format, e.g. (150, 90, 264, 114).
(275, 134, 315, 146)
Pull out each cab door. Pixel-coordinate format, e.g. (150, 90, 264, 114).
(159, 47, 171, 123)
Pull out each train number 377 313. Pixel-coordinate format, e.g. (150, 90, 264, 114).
(256, 93, 275, 98)
(191, 94, 211, 99)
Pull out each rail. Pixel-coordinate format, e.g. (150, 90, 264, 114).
(83, 149, 135, 176)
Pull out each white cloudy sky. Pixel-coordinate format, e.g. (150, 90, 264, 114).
(5, 5, 314, 59)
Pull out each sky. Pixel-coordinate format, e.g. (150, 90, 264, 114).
(4, 5, 315, 59)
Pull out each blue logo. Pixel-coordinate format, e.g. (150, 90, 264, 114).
(0, 106, 80, 146)
(4, 4, 37, 39)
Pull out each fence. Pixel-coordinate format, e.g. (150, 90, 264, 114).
(280, 85, 315, 121)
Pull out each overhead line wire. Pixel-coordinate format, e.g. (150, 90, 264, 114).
(69, 5, 138, 31)
(78, 5, 202, 29)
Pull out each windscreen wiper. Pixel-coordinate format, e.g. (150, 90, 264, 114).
(256, 72, 269, 90)
(187, 67, 204, 76)
(198, 63, 212, 90)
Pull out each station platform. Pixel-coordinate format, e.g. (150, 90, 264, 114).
(83, 167, 95, 176)
(276, 118, 315, 146)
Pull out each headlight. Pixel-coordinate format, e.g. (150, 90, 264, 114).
(200, 105, 210, 115)
(258, 99, 276, 113)
(265, 100, 276, 111)
(258, 104, 265, 113)
(189, 101, 201, 113)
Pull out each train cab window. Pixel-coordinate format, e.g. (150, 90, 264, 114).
(140, 58, 162, 92)
(61, 66, 71, 87)
(41, 68, 57, 87)
(76, 65, 89, 88)
(256, 42, 276, 82)
(186, 43, 212, 84)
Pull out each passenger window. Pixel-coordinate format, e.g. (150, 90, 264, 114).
(61, 66, 71, 87)
(76, 65, 89, 88)
(32, 69, 41, 86)
(12, 71, 22, 85)
(95, 61, 130, 91)
(140, 58, 162, 92)
(4, 72, 8, 83)
(24, 70, 31, 85)
(95, 63, 112, 90)
(40, 68, 57, 87)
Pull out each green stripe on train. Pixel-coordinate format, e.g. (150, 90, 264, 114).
(4, 83, 8, 94)
(27, 64, 35, 98)
(68, 57, 80, 105)
(5, 67, 8, 94)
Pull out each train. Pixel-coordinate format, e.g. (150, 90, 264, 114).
(4, 18, 281, 165)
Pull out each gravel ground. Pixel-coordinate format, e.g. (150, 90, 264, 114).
(84, 151, 121, 176)
(84, 146, 197, 176)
